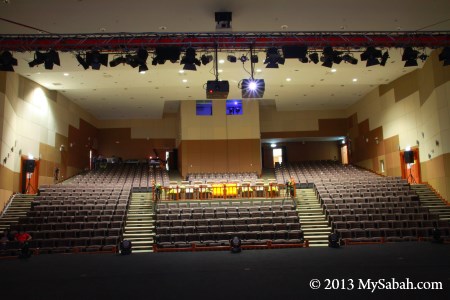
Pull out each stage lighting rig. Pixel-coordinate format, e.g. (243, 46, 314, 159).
(0, 51, 18, 72)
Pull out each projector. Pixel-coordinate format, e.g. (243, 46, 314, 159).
(206, 80, 229, 99)
(241, 79, 265, 98)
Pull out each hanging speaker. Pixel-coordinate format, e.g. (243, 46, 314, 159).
(24, 160, 36, 173)
(404, 151, 414, 164)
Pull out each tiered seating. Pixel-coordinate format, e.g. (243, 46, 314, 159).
(187, 172, 259, 184)
(155, 200, 304, 249)
(279, 161, 450, 243)
(66, 163, 170, 190)
(3, 185, 130, 255)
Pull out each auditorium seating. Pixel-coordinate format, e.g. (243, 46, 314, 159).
(1, 184, 131, 255)
(154, 199, 304, 249)
(278, 161, 450, 244)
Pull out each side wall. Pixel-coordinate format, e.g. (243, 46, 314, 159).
(0, 73, 99, 212)
(346, 50, 450, 201)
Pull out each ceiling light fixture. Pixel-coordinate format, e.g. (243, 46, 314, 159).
(342, 53, 358, 65)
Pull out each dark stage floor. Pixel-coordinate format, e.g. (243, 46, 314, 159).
(1, 242, 449, 300)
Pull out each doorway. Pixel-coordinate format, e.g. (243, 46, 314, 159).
(341, 145, 349, 164)
(400, 148, 421, 184)
(273, 148, 283, 167)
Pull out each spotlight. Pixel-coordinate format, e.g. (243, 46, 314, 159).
(28, 50, 60, 70)
(109, 56, 126, 67)
(139, 64, 148, 73)
(230, 236, 242, 253)
(241, 79, 265, 98)
(239, 55, 248, 63)
(360, 47, 382, 67)
(418, 53, 428, 62)
(438, 47, 450, 66)
(342, 54, 358, 65)
(76, 53, 89, 70)
(124, 48, 149, 72)
(309, 52, 319, 64)
(85, 50, 108, 70)
(201, 54, 213, 65)
(227, 55, 237, 63)
(380, 51, 389, 66)
(432, 227, 443, 243)
(251, 55, 259, 63)
(154, 47, 181, 65)
(321, 47, 342, 68)
(0, 51, 18, 72)
(120, 240, 132, 255)
(402, 47, 419, 67)
(328, 232, 341, 248)
(180, 47, 201, 71)
(264, 47, 284, 68)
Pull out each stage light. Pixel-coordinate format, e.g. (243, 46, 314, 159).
(230, 236, 242, 253)
(0, 51, 18, 72)
(120, 239, 132, 255)
(239, 55, 248, 63)
(180, 47, 201, 71)
(309, 52, 319, 64)
(241, 79, 265, 98)
(360, 47, 382, 67)
(227, 55, 237, 63)
(402, 47, 419, 67)
(201, 54, 213, 65)
(432, 227, 442, 243)
(342, 54, 358, 65)
(328, 233, 340, 248)
(154, 47, 181, 65)
(438, 47, 450, 66)
(29, 50, 60, 70)
(264, 47, 284, 68)
(76, 54, 89, 70)
(139, 64, 148, 73)
(85, 50, 108, 70)
(418, 53, 428, 62)
(251, 55, 259, 63)
(321, 47, 342, 68)
(380, 51, 389, 66)
(109, 56, 126, 67)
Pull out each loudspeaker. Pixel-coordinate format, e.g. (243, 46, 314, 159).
(404, 151, 414, 164)
(24, 160, 35, 173)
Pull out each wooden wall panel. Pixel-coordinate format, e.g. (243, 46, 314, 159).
(180, 139, 261, 177)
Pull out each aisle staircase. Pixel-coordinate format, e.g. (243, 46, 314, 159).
(296, 189, 331, 247)
(0, 194, 35, 232)
(411, 184, 450, 221)
(123, 193, 155, 253)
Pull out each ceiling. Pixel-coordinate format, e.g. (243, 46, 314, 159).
(1, 0, 449, 120)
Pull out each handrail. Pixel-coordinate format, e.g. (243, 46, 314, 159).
(0, 192, 16, 218)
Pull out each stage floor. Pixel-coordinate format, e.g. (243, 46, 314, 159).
(0, 242, 448, 300)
